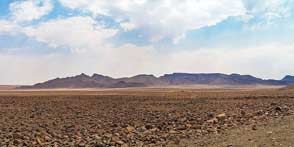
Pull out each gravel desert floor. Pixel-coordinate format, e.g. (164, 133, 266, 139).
(0, 87, 294, 147)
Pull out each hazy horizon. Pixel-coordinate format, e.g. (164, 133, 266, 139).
(1, 0, 294, 85)
(1, 72, 292, 86)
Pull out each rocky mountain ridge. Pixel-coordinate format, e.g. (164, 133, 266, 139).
(20, 73, 294, 89)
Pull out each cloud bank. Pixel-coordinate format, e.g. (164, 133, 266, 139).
(0, 0, 293, 84)
(59, 0, 246, 43)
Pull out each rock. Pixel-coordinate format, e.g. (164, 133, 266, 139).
(94, 134, 102, 140)
(94, 143, 104, 147)
(13, 139, 22, 145)
(177, 125, 187, 130)
(191, 124, 202, 130)
(207, 118, 218, 124)
(241, 110, 246, 116)
(180, 117, 187, 122)
(186, 124, 192, 128)
(275, 106, 282, 112)
(207, 113, 214, 119)
(216, 113, 226, 120)
(121, 144, 128, 147)
(12, 133, 22, 139)
(104, 133, 112, 138)
(53, 142, 59, 147)
(78, 142, 86, 147)
(169, 130, 178, 134)
(44, 135, 51, 142)
(137, 126, 147, 132)
(150, 128, 159, 132)
(136, 141, 144, 147)
(112, 136, 124, 145)
(23, 136, 30, 140)
(252, 125, 257, 131)
(36, 137, 43, 146)
(145, 124, 153, 130)
(126, 126, 135, 133)
(267, 131, 273, 135)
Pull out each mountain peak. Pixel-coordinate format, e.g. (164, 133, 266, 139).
(76, 73, 90, 78)
(282, 75, 294, 82)
(133, 74, 157, 78)
(92, 73, 108, 78)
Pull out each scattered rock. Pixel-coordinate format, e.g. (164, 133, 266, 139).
(0, 92, 292, 146)
(169, 130, 178, 134)
(36, 137, 43, 146)
(252, 125, 257, 131)
(78, 142, 86, 147)
(126, 126, 135, 133)
(275, 106, 282, 112)
(207, 118, 218, 124)
(216, 113, 226, 120)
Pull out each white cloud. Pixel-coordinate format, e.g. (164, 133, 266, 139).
(23, 16, 118, 53)
(0, 20, 18, 33)
(9, 0, 53, 22)
(120, 22, 137, 31)
(1, 0, 294, 85)
(59, 0, 246, 43)
(243, 0, 294, 22)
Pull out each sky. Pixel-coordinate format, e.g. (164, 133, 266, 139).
(0, 0, 294, 85)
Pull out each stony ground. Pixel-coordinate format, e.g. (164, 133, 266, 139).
(0, 88, 294, 147)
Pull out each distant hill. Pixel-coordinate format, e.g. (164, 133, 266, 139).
(119, 74, 168, 86)
(282, 75, 294, 85)
(160, 73, 263, 85)
(0, 85, 18, 90)
(20, 73, 161, 89)
(23, 73, 105, 89)
(160, 73, 287, 85)
(19, 73, 292, 89)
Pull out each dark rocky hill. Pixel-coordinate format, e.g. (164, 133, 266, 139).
(159, 73, 283, 85)
(20, 73, 290, 89)
(282, 75, 294, 85)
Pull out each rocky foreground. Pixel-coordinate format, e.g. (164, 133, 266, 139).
(0, 89, 294, 147)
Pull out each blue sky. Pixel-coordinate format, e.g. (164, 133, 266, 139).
(0, 0, 294, 84)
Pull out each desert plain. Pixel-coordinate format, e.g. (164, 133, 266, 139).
(0, 86, 294, 147)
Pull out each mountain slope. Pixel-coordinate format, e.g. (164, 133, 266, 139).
(159, 73, 267, 85)
(282, 75, 294, 85)
(27, 73, 104, 89)
(118, 74, 167, 86)
(20, 73, 289, 89)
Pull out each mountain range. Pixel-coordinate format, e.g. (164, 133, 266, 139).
(20, 73, 294, 89)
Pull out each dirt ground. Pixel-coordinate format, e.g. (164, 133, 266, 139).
(0, 87, 293, 147)
(179, 114, 294, 147)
